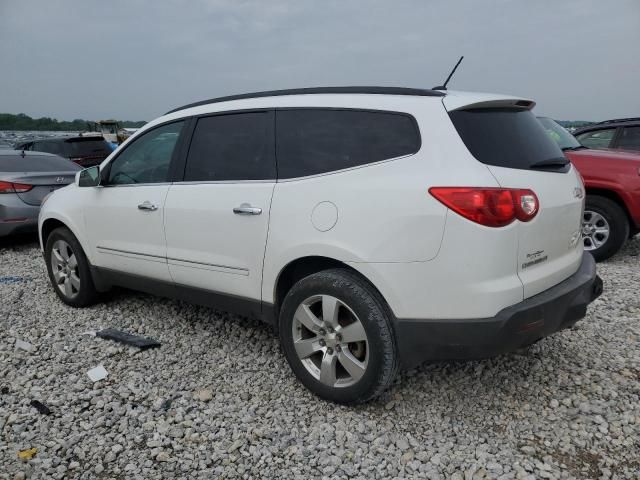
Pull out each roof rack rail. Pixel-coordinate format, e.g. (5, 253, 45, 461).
(596, 117, 640, 125)
(165, 86, 445, 115)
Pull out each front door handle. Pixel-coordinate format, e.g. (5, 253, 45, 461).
(138, 201, 158, 211)
(233, 203, 262, 215)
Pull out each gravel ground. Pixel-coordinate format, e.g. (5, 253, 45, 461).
(1, 235, 639, 480)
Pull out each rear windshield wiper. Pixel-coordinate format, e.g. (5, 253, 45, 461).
(561, 146, 587, 152)
(529, 158, 570, 170)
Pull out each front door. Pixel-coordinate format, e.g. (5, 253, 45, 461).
(84, 120, 186, 282)
(164, 111, 276, 302)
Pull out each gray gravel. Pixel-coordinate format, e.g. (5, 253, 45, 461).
(1, 235, 639, 479)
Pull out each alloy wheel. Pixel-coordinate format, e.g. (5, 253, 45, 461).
(582, 210, 610, 251)
(50, 239, 80, 299)
(292, 294, 369, 388)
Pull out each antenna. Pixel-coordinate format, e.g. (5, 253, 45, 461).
(433, 56, 464, 91)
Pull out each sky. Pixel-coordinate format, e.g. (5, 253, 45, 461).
(0, 0, 638, 122)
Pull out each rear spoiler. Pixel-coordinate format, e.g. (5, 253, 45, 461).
(443, 91, 535, 112)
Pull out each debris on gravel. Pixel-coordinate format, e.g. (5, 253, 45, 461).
(1, 236, 639, 479)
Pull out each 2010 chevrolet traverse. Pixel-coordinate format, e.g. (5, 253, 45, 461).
(39, 87, 602, 403)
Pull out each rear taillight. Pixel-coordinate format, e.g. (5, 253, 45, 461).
(429, 187, 539, 227)
(0, 181, 33, 194)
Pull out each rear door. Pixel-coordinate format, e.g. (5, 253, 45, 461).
(448, 105, 584, 298)
(615, 126, 640, 152)
(163, 110, 276, 303)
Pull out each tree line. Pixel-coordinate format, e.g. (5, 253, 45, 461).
(0, 113, 146, 131)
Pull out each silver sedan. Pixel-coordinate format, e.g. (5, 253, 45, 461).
(0, 150, 80, 236)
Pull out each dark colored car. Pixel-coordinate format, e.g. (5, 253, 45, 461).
(539, 117, 640, 261)
(574, 118, 640, 152)
(0, 150, 80, 236)
(15, 135, 112, 167)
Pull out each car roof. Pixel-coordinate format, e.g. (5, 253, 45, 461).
(17, 135, 106, 144)
(575, 118, 640, 134)
(595, 117, 640, 126)
(166, 86, 446, 115)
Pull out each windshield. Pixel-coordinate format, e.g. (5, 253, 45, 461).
(537, 117, 582, 150)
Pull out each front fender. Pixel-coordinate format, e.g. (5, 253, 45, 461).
(38, 187, 91, 262)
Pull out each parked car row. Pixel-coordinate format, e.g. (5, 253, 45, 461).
(15, 134, 113, 168)
(0, 150, 80, 236)
(3, 87, 637, 402)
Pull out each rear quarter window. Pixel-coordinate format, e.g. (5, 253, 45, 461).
(276, 109, 420, 179)
(449, 108, 565, 170)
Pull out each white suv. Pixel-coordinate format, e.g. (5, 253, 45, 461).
(39, 87, 602, 404)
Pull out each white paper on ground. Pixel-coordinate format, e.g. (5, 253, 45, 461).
(87, 365, 108, 382)
(15, 339, 35, 352)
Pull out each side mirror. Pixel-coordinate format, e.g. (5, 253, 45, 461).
(77, 166, 101, 187)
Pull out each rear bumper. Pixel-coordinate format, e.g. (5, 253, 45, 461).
(395, 253, 602, 369)
(0, 202, 39, 237)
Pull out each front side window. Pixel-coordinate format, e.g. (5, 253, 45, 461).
(107, 121, 184, 185)
(576, 128, 615, 149)
(276, 109, 420, 179)
(183, 112, 274, 182)
(616, 126, 640, 151)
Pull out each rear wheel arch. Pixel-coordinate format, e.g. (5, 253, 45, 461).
(273, 256, 391, 319)
(585, 188, 633, 236)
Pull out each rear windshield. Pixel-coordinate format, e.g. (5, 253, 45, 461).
(63, 138, 112, 157)
(0, 153, 81, 172)
(449, 108, 566, 170)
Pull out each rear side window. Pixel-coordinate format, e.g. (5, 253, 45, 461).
(449, 108, 566, 171)
(184, 112, 274, 181)
(576, 128, 615, 149)
(617, 126, 640, 151)
(276, 109, 420, 179)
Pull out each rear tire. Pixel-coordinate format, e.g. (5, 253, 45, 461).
(583, 195, 629, 262)
(279, 269, 398, 404)
(45, 227, 99, 307)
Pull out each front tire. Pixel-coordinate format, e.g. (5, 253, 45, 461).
(583, 195, 629, 262)
(279, 269, 398, 404)
(45, 227, 99, 307)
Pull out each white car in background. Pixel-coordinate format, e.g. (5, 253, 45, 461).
(38, 87, 602, 404)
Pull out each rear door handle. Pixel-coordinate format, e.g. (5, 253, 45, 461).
(138, 201, 158, 211)
(233, 203, 262, 215)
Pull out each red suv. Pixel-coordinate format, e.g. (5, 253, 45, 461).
(539, 117, 640, 261)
